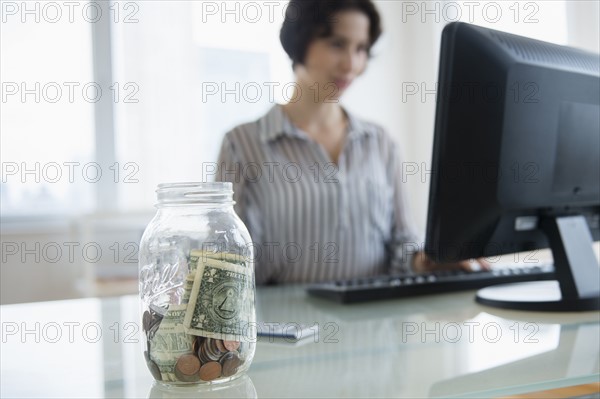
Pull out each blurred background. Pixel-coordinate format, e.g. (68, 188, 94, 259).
(2, 0, 599, 304)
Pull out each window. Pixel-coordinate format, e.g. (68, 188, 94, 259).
(111, 1, 293, 211)
(451, 1, 567, 44)
(2, 0, 293, 216)
(1, 3, 95, 216)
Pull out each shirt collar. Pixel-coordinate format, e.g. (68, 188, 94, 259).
(260, 104, 372, 143)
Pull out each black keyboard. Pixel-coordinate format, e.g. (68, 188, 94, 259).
(306, 264, 555, 303)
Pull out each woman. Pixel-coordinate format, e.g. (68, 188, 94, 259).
(216, 0, 488, 284)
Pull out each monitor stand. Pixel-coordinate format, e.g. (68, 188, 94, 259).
(476, 215, 600, 311)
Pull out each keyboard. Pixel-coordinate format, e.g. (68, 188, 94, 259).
(306, 264, 555, 303)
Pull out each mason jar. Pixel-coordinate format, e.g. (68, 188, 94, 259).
(138, 182, 256, 385)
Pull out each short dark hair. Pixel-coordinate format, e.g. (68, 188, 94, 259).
(280, 0, 382, 69)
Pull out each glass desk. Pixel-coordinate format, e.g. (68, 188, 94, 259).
(1, 286, 598, 398)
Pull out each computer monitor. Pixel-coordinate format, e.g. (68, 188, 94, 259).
(425, 22, 600, 311)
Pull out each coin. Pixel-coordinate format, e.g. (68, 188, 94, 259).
(142, 311, 152, 332)
(149, 312, 162, 329)
(199, 345, 211, 365)
(149, 303, 167, 317)
(204, 339, 221, 361)
(147, 309, 164, 338)
(175, 369, 200, 383)
(174, 354, 201, 383)
(220, 351, 242, 377)
(199, 361, 222, 381)
(148, 321, 160, 341)
(146, 357, 162, 381)
(192, 337, 201, 354)
(223, 340, 240, 351)
(175, 354, 201, 375)
(215, 339, 226, 353)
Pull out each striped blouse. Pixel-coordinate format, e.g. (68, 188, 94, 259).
(216, 104, 420, 284)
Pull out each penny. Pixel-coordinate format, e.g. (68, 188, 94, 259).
(175, 361, 201, 383)
(220, 351, 242, 377)
(199, 361, 222, 381)
(215, 339, 226, 353)
(223, 340, 240, 351)
(175, 369, 200, 383)
(175, 354, 201, 376)
(210, 340, 222, 358)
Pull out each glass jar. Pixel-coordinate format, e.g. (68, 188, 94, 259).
(138, 182, 256, 385)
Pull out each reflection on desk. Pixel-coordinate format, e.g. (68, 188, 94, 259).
(148, 375, 256, 399)
(1, 286, 598, 398)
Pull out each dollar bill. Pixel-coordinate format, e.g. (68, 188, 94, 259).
(182, 250, 248, 308)
(181, 273, 195, 304)
(168, 252, 231, 306)
(189, 250, 249, 271)
(188, 251, 201, 273)
(183, 256, 253, 342)
(149, 304, 195, 382)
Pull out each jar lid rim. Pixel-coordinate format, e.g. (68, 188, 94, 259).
(156, 182, 232, 191)
(156, 182, 233, 205)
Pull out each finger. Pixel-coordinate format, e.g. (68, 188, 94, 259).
(477, 257, 492, 271)
(458, 260, 474, 272)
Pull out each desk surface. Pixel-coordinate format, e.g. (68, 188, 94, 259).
(1, 286, 599, 398)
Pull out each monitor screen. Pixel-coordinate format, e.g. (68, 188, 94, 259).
(425, 22, 600, 311)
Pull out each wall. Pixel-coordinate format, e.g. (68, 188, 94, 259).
(1, 213, 151, 304)
(343, 1, 444, 236)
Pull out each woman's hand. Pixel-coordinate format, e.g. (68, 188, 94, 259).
(411, 251, 491, 273)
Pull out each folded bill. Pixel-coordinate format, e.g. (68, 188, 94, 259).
(183, 256, 254, 342)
